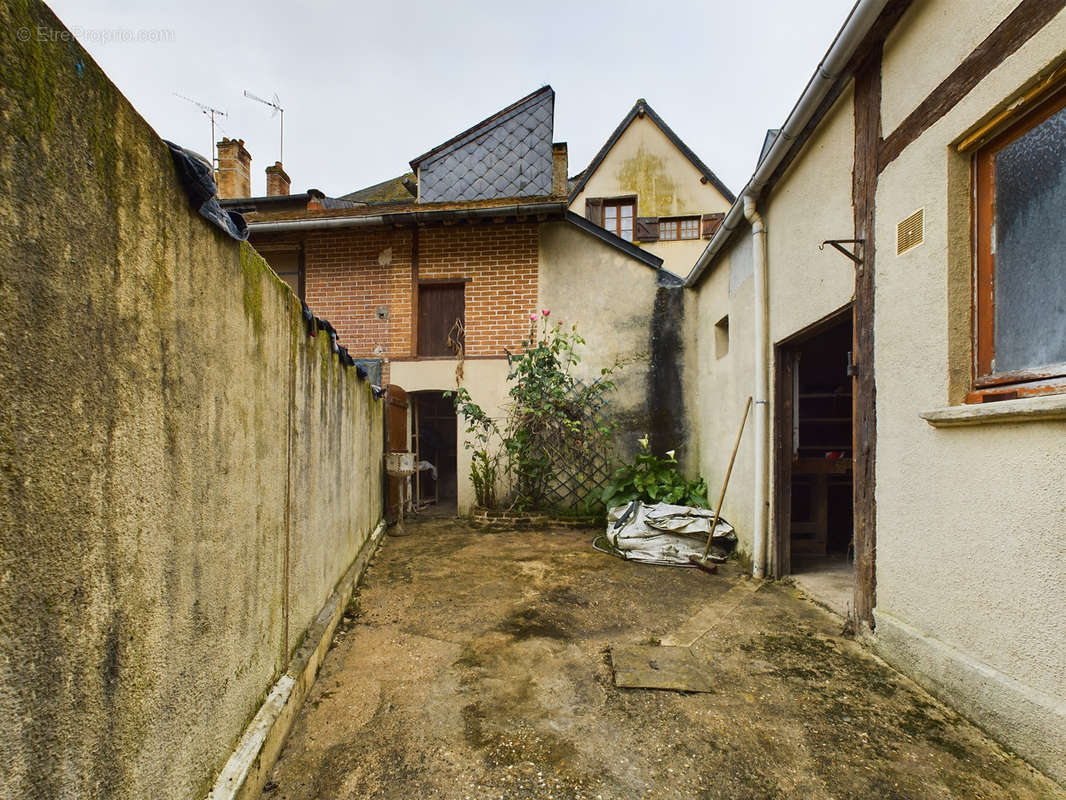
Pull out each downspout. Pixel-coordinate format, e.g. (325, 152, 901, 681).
(744, 196, 770, 579)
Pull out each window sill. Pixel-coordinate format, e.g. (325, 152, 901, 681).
(920, 393, 1066, 428)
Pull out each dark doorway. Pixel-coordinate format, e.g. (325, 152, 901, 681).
(411, 392, 458, 511)
(774, 310, 854, 617)
(384, 384, 408, 524)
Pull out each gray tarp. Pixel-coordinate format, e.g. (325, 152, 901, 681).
(597, 501, 737, 566)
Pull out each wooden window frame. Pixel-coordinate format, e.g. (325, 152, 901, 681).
(602, 197, 636, 240)
(970, 84, 1066, 402)
(255, 242, 305, 300)
(659, 215, 701, 241)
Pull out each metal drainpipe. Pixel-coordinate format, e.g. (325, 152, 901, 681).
(743, 195, 770, 579)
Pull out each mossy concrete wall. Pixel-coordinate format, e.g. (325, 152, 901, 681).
(0, 2, 383, 798)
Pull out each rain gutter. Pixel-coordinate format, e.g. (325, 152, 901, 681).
(684, 0, 891, 287)
(247, 201, 568, 233)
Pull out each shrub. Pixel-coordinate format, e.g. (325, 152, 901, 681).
(448, 311, 619, 512)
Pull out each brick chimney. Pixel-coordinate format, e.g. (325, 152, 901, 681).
(216, 137, 251, 199)
(265, 161, 291, 196)
(552, 142, 568, 197)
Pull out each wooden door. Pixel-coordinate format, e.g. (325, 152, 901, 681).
(417, 283, 464, 357)
(384, 384, 408, 523)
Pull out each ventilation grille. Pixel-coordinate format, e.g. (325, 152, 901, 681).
(897, 208, 924, 254)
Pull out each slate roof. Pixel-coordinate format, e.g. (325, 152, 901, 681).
(340, 173, 417, 204)
(568, 99, 735, 204)
(411, 86, 555, 203)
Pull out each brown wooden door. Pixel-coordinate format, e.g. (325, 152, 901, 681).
(417, 283, 464, 356)
(384, 384, 408, 523)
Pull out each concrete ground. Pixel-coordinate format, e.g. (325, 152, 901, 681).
(260, 518, 1063, 800)
(790, 555, 854, 619)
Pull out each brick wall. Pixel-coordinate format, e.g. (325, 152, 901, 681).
(417, 223, 539, 356)
(267, 221, 540, 378)
(303, 227, 414, 362)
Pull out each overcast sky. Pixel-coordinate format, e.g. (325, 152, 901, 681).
(47, 0, 857, 199)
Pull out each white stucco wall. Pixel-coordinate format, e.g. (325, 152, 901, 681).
(570, 113, 733, 278)
(763, 83, 857, 342)
(692, 237, 757, 557)
(872, 6, 1066, 783)
(880, 0, 1022, 133)
(389, 358, 510, 514)
(690, 2, 1066, 784)
(691, 85, 857, 563)
(538, 221, 670, 461)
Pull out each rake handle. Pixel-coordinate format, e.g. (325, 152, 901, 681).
(701, 396, 753, 561)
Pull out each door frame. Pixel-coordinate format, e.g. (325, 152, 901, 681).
(771, 304, 854, 579)
(384, 384, 409, 523)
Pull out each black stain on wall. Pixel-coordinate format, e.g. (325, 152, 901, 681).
(647, 271, 686, 459)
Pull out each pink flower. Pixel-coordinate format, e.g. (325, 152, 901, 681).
(529, 313, 538, 322)
(541, 309, 550, 317)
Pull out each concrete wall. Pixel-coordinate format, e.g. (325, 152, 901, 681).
(690, 85, 856, 560)
(0, 3, 383, 798)
(570, 113, 732, 277)
(872, 3, 1066, 783)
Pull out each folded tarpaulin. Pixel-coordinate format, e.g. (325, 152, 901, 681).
(596, 501, 737, 567)
(163, 140, 248, 241)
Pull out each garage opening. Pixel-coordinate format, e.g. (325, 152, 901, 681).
(775, 311, 854, 617)
(411, 391, 458, 514)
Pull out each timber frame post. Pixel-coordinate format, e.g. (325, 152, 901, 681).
(851, 47, 882, 630)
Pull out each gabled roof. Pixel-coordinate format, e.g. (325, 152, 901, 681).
(340, 173, 417, 204)
(568, 98, 735, 204)
(564, 211, 665, 273)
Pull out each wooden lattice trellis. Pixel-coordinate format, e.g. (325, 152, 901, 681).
(535, 379, 616, 510)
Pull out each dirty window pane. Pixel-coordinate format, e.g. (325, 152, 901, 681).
(679, 218, 700, 239)
(660, 220, 678, 241)
(993, 105, 1066, 373)
(619, 216, 633, 240)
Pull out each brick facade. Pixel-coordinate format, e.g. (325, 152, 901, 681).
(286, 222, 539, 377)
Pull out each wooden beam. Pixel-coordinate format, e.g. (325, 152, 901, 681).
(410, 228, 419, 358)
(879, 0, 1065, 172)
(759, 0, 913, 201)
(772, 347, 795, 579)
(852, 48, 882, 631)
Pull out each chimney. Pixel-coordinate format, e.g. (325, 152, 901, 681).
(265, 161, 291, 196)
(216, 138, 252, 198)
(552, 142, 568, 197)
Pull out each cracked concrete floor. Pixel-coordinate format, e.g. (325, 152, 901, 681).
(260, 518, 1062, 800)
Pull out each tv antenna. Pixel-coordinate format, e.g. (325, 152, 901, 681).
(174, 93, 227, 162)
(244, 89, 284, 163)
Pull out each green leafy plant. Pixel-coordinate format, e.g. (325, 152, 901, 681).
(448, 310, 619, 512)
(443, 386, 503, 509)
(503, 312, 618, 511)
(601, 436, 709, 510)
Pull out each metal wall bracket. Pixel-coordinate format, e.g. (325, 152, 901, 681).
(819, 238, 865, 271)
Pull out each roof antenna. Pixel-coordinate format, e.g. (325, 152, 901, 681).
(244, 89, 284, 163)
(173, 93, 227, 164)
